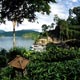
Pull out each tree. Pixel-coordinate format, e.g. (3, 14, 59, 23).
(54, 15, 69, 40)
(67, 9, 79, 25)
(54, 14, 60, 24)
(58, 20, 69, 40)
(1, 0, 56, 47)
(68, 6, 80, 25)
(42, 24, 48, 39)
(73, 6, 80, 25)
(49, 23, 54, 30)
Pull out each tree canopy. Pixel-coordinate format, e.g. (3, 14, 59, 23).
(73, 6, 80, 25)
(1, 0, 56, 23)
(67, 6, 80, 25)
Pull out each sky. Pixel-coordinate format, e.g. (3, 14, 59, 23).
(0, 0, 80, 32)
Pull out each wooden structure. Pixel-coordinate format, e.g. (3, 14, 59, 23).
(8, 55, 29, 77)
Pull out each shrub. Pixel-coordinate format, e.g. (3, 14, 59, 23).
(26, 44, 80, 80)
(8, 47, 27, 61)
(0, 49, 8, 67)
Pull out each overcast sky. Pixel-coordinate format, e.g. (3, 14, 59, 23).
(0, 0, 80, 32)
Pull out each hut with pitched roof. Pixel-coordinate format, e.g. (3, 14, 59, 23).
(8, 55, 29, 77)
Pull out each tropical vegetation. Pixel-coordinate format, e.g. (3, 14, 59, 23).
(40, 6, 80, 42)
(0, 43, 80, 80)
(22, 32, 39, 40)
(0, 0, 80, 80)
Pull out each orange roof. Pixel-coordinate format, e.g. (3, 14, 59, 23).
(8, 55, 29, 70)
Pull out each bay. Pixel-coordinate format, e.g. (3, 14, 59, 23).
(0, 37, 34, 50)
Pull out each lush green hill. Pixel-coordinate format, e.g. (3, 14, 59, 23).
(22, 32, 39, 40)
(0, 30, 39, 37)
(0, 30, 5, 33)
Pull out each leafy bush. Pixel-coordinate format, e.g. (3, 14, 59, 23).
(0, 49, 8, 67)
(28, 44, 80, 62)
(1, 45, 80, 80)
(27, 59, 80, 80)
(0, 67, 13, 80)
(7, 47, 27, 61)
(26, 44, 80, 80)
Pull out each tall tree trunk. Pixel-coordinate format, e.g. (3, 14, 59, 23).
(13, 20, 16, 48)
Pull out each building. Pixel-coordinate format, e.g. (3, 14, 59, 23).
(8, 55, 29, 77)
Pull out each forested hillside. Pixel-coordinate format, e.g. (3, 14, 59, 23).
(0, 30, 39, 37)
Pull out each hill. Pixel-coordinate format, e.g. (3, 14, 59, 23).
(0, 30, 39, 36)
(0, 30, 5, 33)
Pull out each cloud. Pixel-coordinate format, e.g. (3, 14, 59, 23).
(0, 0, 79, 32)
(17, 19, 42, 32)
(50, 3, 69, 19)
(0, 1, 70, 32)
(36, 13, 53, 24)
(0, 21, 13, 31)
(71, 0, 78, 2)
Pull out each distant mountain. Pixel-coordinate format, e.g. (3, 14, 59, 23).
(0, 30, 39, 36)
(0, 30, 5, 33)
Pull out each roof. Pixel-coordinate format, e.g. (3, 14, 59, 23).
(8, 55, 29, 70)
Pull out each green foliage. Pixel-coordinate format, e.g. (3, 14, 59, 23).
(41, 23, 55, 39)
(0, 30, 39, 36)
(26, 44, 80, 80)
(1, 0, 56, 23)
(22, 32, 39, 40)
(73, 6, 80, 25)
(69, 25, 80, 31)
(0, 67, 13, 80)
(57, 19, 69, 40)
(53, 16, 80, 40)
(27, 59, 80, 80)
(8, 47, 27, 61)
(52, 11, 80, 40)
(27, 43, 80, 62)
(42, 24, 48, 32)
(13, 76, 29, 80)
(41, 24, 49, 39)
(1, 45, 80, 80)
(67, 6, 80, 25)
(0, 49, 8, 67)
(68, 30, 80, 39)
(0, 47, 31, 80)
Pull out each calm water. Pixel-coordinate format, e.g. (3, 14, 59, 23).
(0, 37, 34, 50)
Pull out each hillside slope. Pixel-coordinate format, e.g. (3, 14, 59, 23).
(0, 30, 39, 36)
